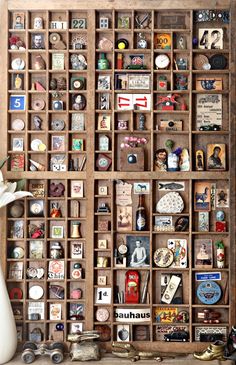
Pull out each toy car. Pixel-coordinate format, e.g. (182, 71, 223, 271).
(199, 124, 221, 131)
(164, 330, 189, 342)
(21, 342, 64, 364)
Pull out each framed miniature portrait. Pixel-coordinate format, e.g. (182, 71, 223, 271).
(71, 241, 83, 259)
(194, 182, 211, 211)
(216, 188, 229, 208)
(71, 113, 85, 131)
(97, 75, 110, 90)
(206, 144, 226, 171)
(126, 235, 150, 267)
(51, 226, 64, 239)
(51, 135, 65, 151)
(117, 206, 132, 232)
(70, 322, 83, 334)
(198, 212, 209, 232)
(118, 16, 130, 29)
(11, 73, 24, 91)
(72, 138, 84, 151)
(194, 238, 213, 268)
(71, 180, 84, 198)
(198, 28, 223, 50)
(31, 33, 45, 49)
(12, 12, 25, 29)
(12, 138, 24, 151)
(97, 115, 111, 130)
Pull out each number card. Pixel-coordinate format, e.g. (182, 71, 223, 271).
(95, 287, 111, 304)
(71, 18, 87, 29)
(198, 28, 223, 50)
(9, 95, 26, 111)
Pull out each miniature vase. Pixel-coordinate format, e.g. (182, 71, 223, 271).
(0, 263, 17, 364)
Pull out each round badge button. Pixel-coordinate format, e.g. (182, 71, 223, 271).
(29, 285, 44, 300)
(95, 308, 110, 322)
(153, 248, 174, 268)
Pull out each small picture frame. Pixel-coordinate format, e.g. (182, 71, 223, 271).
(31, 33, 45, 49)
(12, 138, 24, 151)
(97, 75, 110, 90)
(8, 262, 23, 280)
(98, 186, 108, 195)
(11, 220, 24, 239)
(98, 135, 109, 151)
(98, 239, 107, 249)
(70, 322, 83, 334)
(194, 182, 211, 211)
(99, 93, 110, 110)
(71, 113, 85, 131)
(97, 276, 107, 285)
(52, 53, 65, 70)
(126, 235, 150, 267)
(71, 18, 87, 29)
(51, 226, 64, 239)
(95, 287, 111, 304)
(198, 212, 209, 232)
(118, 16, 130, 29)
(11, 73, 24, 90)
(97, 115, 111, 130)
(194, 238, 213, 268)
(71, 180, 84, 198)
(154, 216, 173, 232)
(117, 324, 130, 342)
(13, 12, 25, 29)
(9, 95, 26, 111)
(51, 135, 65, 151)
(71, 241, 83, 259)
(207, 144, 226, 171)
(117, 206, 132, 232)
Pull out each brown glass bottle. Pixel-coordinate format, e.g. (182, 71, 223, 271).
(136, 194, 147, 231)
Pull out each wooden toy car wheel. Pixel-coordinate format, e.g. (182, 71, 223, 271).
(51, 342, 64, 351)
(21, 350, 36, 364)
(50, 350, 63, 364)
(22, 342, 37, 351)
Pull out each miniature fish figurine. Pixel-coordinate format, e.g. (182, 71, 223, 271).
(158, 182, 184, 190)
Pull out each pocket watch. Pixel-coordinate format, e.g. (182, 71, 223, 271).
(155, 54, 170, 69)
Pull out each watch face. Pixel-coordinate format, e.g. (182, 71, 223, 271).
(155, 54, 170, 69)
(29, 200, 44, 217)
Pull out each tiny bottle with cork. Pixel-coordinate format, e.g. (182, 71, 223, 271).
(136, 194, 147, 231)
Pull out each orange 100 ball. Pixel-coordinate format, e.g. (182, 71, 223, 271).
(156, 33, 171, 49)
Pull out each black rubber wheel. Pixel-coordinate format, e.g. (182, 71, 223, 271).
(51, 351, 64, 364)
(22, 342, 37, 351)
(51, 342, 64, 351)
(22, 351, 35, 364)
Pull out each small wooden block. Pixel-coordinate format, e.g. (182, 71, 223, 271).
(53, 330, 64, 341)
(120, 147, 144, 171)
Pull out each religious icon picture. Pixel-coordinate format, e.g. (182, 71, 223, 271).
(216, 188, 229, 208)
(116, 206, 132, 232)
(194, 182, 211, 212)
(206, 144, 226, 171)
(126, 235, 150, 268)
(194, 238, 213, 268)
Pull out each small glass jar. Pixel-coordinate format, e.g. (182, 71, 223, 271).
(50, 242, 63, 259)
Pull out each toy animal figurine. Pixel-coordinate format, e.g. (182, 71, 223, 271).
(112, 342, 184, 362)
(21, 342, 64, 364)
(224, 325, 236, 359)
(68, 331, 101, 361)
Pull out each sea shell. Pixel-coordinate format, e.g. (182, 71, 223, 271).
(156, 192, 184, 214)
